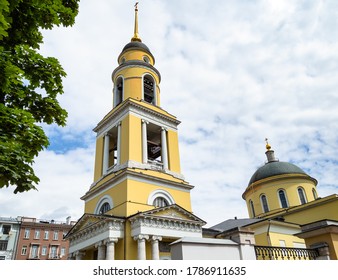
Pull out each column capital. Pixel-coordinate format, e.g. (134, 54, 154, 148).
(105, 237, 118, 245)
(151, 235, 162, 242)
(142, 119, 149, 124)
(115, 121, 122, 127)
(133, 234, 149, 241)
(94, 241, 104, 248)
(161, 126, 167, 131)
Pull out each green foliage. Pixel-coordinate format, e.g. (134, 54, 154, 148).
(0, 0, 80, 193)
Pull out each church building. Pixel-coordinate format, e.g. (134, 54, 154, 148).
(66, 4, 207, 260)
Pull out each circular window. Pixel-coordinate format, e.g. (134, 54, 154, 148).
(120, 57, 126, 64)
(143, 56, 150, 63)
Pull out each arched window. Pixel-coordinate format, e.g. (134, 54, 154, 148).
(297, 187, 307, 205)
(153, 197, 169, 208)
(148, 189, 174, 208)
(143, 74, 156, 105)
(312, 188, 318, 199)
(95, 195, 113, 215)
(99, 202, 110, 214)
(260, 194, 269, 213)
(278, 189, 289, 208)
(114, 76, 123, 107)
(249, 200, 255, 217)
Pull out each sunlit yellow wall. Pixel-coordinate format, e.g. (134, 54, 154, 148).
(303, 233, 338, 260)
(167, 130, 181, 173)
(93, 136, 104, 182)
(120, 115, 142, 164)
(244, 176, 317, 218)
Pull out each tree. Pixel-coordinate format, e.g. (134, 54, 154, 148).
(0, 0, 80, 193)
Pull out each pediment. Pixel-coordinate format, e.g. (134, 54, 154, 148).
(134, 204, 206, 225)
(65, 213, 124, 238)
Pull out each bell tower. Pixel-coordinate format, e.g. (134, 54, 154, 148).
(81, 3, 194, 218)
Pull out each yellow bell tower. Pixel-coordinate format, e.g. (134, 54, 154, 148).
(82, 3, 193, 218)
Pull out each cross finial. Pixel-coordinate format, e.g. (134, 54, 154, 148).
(265, 138, 271, 150)
(131, 2, 142, 42)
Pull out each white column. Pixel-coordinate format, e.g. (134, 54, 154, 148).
(96, 242, 106, 260)
(105, 238, 118, 260)
(103, 133, 110, 175)
(151, 236, 162, 260)
(142, 120, 148, 163)
(75, 251, 85, 260)
(134, 235, 149, 260)
(116, 122, 122, 165)
(161, 127, 168, 170)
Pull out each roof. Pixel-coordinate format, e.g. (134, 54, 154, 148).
(248, 161, 309, 186)
(210, 218, 259, 232)
(120, 41, 155, 62)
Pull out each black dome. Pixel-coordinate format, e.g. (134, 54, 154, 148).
(248, 161, 308, 186)
(122, 41, 152, 54)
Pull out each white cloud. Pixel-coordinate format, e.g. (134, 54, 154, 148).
(2, 0, 338, 227)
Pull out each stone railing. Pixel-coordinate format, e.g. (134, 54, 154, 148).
(254, 245, 319, 260)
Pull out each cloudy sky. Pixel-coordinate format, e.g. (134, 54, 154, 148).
(1, 0, 338, 227)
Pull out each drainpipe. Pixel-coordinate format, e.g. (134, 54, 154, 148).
(267, 219, 272, 246)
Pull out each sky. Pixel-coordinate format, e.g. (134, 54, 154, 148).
(1, 0, 338, 227)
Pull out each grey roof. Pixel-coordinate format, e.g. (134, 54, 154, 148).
(122, 41, 153, 56)
(210, 218, 259, 232)
(248, 161, 308, 186)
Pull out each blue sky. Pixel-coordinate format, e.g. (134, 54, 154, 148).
(1, 0, 338, 226)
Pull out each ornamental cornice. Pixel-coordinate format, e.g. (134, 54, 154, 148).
(93, 99, 180, 135)
(130, 216, 202, 234)
(68, 218, 124, 246)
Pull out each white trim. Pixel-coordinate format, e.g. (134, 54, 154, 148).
(142, 73, 157, 105)
(113, 75, 124, 108)
(147, 189, 175, 206)
(94, 195, 114, 214)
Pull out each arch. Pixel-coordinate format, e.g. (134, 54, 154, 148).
(142, 73, 156, 105)
(297, 186, 307, 205)
(278, 189, 289, 208)
(94, 195, 113, 215)
(312, 188, 318, 199)
(114, 76, 124, 107)
(249, 200, 255, 217)
(260, 194, 269, 213)
(147, 189, 175, 207)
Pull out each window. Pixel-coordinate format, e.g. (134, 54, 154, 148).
(34, 230, 40, 239)
(53, 231, 59, 240)
(41, 246, 47, 256)
(50, 246, 58, 259)
(143, 74, 156, 105)
(114, 76, 123, 107)
(250, 200, 255, 217)
(99, 202, 111, 214)
(297, 187, 307, 204)
(24, 228, 30, 239)
(312, 188, 318, 199)
(0, 240, 8, 251)
(30, 245, 39, 258)
(2, 225, 11, 234)
(260, 194, 269, 213)
(278, 189, 289, 208)
(60, 247, 66, 257)
(153, 197, 169, 208)
(44, 230, 49, 240)
(21, 246, 27, 255)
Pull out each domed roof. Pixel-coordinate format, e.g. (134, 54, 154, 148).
(122, 41, 151, 53)
(248, 161, 308, 186)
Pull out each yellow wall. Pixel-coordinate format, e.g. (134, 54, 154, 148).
(244, 176, 317, 218)
(167, 130, 181, 173)
(93, 136, 104, 181)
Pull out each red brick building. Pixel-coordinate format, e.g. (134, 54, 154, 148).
(15, 217, 75, 260)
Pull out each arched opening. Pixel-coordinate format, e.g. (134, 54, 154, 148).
(148, 190, 174, 208)
(312, 188, 318, 199)
(249, 200, 255, 217)
(153, 197, 169, 208)
(278, 189, 289, 208)
(99, 202, 110, 214)
(143, 74, 156, 105)
(260, 194, 269, 213)
(298, 187, 307, 205)
(95, 196, 113, 215)
(114, 76, 123, 107)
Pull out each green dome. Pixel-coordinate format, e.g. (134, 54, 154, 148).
(248, 161, 308, 186)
